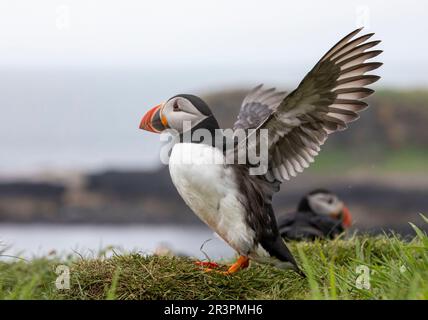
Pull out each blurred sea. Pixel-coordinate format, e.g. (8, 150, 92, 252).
(0, 224, 235, 260)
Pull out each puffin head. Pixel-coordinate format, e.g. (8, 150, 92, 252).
(297, 189, 352, 228)
(139, 94, 218, 134)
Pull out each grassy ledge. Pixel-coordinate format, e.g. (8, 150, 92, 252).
(1, 220, 427, 300)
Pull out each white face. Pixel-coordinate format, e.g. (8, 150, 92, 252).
(307, 193, 344, 216)
(161, 97, 208, 133)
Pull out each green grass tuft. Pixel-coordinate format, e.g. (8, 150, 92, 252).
(1, 219, 427, 300)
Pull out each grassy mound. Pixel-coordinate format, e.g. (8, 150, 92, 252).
(1, 220, 427, 300)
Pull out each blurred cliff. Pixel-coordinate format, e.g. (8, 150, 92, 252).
(0, 89, 427, 233)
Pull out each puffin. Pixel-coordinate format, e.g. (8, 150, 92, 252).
(139, 28, 382, 276)
(278, 189, 352, 241)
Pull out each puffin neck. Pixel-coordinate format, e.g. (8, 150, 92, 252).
(179, 115, 223, 148)
(297, 197, 312, 213)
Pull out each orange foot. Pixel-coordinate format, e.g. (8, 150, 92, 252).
(196, 256, 250, 275)
(194, 261, 220, 269)
(224, 256, 250, 274)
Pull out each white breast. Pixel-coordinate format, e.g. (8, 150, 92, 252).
(168, 143, 255, 254)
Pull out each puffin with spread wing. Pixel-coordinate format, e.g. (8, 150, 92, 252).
(139, 28, 382, 276)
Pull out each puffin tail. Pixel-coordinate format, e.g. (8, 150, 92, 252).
(271, 237, 306, 278)
(295, 266, 307, 278)
(286, 259, 307, 278)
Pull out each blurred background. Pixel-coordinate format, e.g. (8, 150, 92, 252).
(0, 0, 427, 260)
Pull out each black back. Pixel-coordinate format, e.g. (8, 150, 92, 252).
(280, 189, 345, 241)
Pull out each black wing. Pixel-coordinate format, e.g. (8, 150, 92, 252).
(233, 85, 287, 130)
(235, 28, 382, 183)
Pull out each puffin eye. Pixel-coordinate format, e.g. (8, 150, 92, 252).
(173, 100, 181, 112)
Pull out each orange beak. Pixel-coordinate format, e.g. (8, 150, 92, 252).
(139, 103, 168, 133)
(341, 206, 352, 228)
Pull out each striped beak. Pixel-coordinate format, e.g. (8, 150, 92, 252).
(139, 103, 168, 133)
(330, 205, 352, 228)
(341, 206, 352, 228)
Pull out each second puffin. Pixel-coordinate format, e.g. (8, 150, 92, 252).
(139, 28, 382, 276)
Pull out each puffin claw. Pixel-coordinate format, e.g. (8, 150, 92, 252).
(202, 268, 231, 275)
(194, 261, 220, 269)
(195, 256, 250, 275)
(225, 256, 249, 274)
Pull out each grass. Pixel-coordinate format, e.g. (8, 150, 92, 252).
(309, 147, 428, 173)
(1, 217, 427, 300)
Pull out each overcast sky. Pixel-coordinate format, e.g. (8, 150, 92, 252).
(0, 0, 426, 72)
(0, 0, 427, 174)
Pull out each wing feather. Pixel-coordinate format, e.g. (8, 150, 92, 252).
(235, 28, 382, 184)
(233, 85, 287, 130)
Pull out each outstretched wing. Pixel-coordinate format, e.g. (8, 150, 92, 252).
(237, 28, 382, 182)
(233, 85, 287, 130)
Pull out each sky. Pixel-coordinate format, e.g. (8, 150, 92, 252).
(0, 0, 427, 74)
(0, 0, 427, 175)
